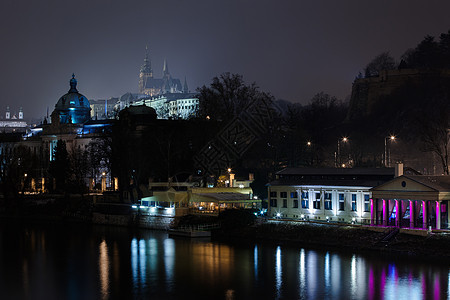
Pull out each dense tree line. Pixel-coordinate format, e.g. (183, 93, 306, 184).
(401, 30, 450, 69)
(354, 30, 450, 173)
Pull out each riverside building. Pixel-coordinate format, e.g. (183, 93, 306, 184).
(370, 171, 450, 230)
(267, 167, 395, 224)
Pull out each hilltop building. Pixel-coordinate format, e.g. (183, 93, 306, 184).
(0, 106, 27, 133)
(133, 93, 199, 119)
(138, 48, 184, 96)
(85, 49, 199, 121)
(90, 98, 118, 120)
(346, 68, 450, 121)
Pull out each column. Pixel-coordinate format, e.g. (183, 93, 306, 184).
(436, 201, 441, 230)
(114, 177, 118, 191)
(101, 176, 106, 192)
(448, 201, 450, 229)
(422, 200, 427, 229)
(394, 200, 399, 227)
(382, 199, 388, 226)
(370, 198, 374, 225)
(409, 200, 414, 228)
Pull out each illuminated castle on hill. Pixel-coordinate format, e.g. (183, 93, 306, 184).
(138, 47, 186, 96)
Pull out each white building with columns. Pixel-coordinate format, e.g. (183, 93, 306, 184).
(370, 174, 450, 230)
(267, 167, 395, 224)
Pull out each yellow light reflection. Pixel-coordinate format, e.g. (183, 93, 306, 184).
(191, 242, 233, 285)
(99, 240, 110, 300)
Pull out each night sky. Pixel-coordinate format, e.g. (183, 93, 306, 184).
(1, 0, 450, 120)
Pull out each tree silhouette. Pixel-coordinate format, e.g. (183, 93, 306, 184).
(197, 72, 272, 121)
(364, 52, 396, 77)
(48, 140, 69, 192)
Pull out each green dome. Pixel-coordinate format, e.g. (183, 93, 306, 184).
(53, 74, 91, 124)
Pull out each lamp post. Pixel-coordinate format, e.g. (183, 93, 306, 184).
(384, 135, 396, 167)
(227, 168, 234, 187)
(336, 137, 348, 168)
(307, 141, 312, 165)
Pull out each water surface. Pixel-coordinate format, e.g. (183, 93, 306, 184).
(0, 222, 448, 299)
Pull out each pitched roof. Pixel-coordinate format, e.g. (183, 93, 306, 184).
(271, 167, 395, 188)
(276, 167, 394, 176)
(402, 175, 450, 191)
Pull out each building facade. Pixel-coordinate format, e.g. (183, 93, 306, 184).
(370, 174, 450, 230)
(15, 75, 115, 193)
(268, 167, 395, 224)
(138, 48, 185, 96)
(0, 107, 27, 133)
(133, 93, 199, 119)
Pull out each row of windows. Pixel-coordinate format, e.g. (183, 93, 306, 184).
(270, 194, 370, 212)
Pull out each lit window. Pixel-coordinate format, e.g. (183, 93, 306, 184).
(364, 194, 370, 212)
(339, 193, 345, 211)
(270, 199, 277, 207)
(301, 192, 309, 208)
(352, 194, 357, 211)
(313, 192, 321, 209)
(324, 192, 332, 210)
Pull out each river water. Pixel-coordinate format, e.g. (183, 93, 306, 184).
(0, 222, 448, 300)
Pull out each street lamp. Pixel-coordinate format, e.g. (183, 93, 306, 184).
(384, 135, 396, 167)
(336, 137, 348, 167)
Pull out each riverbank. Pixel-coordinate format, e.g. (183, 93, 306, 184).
(2, 200, 450, 262)
(212, 219, 450, 262)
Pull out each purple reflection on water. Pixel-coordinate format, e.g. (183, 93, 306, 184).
(368, 267, 374, 300)
(434, 274, 441, 300)
(380, 266, 386, 299)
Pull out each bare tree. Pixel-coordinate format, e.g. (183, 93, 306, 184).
(364, 52, 396, 77)
(416, 101, 450, 175)
(197, 73, 269, 121)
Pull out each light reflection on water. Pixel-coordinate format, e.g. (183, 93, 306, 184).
(0, 223, 449, 299)
(99, 240, 109, 300)
(275, 246, 282, 299)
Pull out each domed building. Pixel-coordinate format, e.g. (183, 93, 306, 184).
(51, 74, 91, 124)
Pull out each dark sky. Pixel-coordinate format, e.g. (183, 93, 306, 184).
(1, 0, 450, 120)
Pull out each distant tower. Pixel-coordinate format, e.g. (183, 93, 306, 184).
(183, 77, 189, 93)
(19, 107, 23, 119)
(5, 106, 10, 119)
(139, 46, 153, 94)
(163, 59, 170, 79)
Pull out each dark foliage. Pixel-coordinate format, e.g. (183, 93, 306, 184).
(197, 72, 274, 121)
(401, 31, 450, 69)
(48, 140, 69, 192)
(364, 52, 396, 77)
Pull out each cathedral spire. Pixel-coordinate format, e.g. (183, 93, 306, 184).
(183, 76, 188, 93)
(140, 46, 153, 77)
(163, 59, 170, 78)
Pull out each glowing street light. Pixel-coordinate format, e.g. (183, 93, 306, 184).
(335, 137, 349, 167)
(384, 135, 396, 167)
